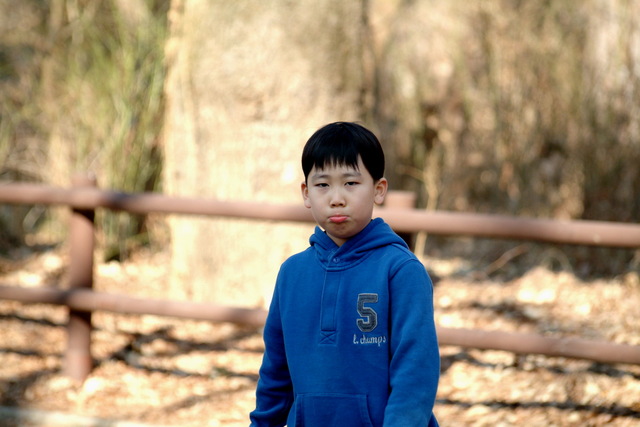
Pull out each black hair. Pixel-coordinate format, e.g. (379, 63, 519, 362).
(302, 122, 385, 182)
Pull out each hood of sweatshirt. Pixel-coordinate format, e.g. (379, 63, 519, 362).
(309, 218, 408, 270)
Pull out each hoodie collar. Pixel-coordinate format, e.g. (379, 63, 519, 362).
(309, 218, 407, 269)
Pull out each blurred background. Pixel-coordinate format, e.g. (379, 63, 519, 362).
(1, 2, 640, 426)
(1, 0, 638, 303)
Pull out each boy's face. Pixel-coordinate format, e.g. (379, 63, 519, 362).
(301, 156, 387, 247)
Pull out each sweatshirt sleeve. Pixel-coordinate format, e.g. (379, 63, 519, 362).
(384, 259, 440, 426)
(249, 284, 293, 427)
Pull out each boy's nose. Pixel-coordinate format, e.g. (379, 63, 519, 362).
(330, 190, 346, 207)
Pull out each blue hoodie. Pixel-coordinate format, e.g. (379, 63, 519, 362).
(250, 218, 439, 427)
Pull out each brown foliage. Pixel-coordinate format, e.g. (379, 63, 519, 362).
(373, 0, 640, 224)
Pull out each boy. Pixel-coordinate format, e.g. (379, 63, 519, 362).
(250, 122, 440, 426)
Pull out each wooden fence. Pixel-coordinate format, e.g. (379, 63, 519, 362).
(0, 175, 639, 381)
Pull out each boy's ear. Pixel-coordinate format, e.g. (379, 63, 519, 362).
(301, 181, 311, 208)
(374, 178, 388, 205)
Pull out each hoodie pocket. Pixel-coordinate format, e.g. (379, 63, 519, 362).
(294, 393, 374, 427)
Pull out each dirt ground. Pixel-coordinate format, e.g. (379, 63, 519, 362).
(1, 246, 639, 427)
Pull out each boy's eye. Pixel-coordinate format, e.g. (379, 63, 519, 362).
(346, 181, 359, 186)
(315, 183, 329, 188)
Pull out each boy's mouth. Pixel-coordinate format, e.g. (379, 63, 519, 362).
(329, 215, 348, 224)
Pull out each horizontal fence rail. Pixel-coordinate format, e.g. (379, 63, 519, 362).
(1, 284, 638, 366)
(1, 182, 639, 247)
(0, 285, 268, 327)
(0, 178, 639, 382)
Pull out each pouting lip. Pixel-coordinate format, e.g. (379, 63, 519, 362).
(329, 215, 348, 224)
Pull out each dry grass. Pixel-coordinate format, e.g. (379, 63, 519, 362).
(1, 1, 638, 272)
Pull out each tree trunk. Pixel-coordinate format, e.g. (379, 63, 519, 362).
(163, 0, 370, 306)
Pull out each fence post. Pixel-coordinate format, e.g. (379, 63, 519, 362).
(63, 174, 96, 382)
(385, 190, 417, 250)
